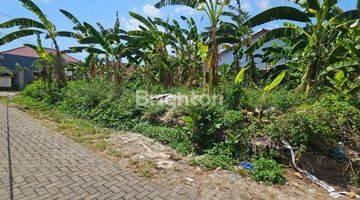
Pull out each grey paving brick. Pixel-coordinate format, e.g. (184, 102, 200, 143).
(0, 103, 184, 199)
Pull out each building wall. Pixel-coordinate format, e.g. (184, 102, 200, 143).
(0, 76, 12, 88)
(0, 54, 36, 90)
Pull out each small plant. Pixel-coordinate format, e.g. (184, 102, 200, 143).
(258, 71, 286, 121)
(350, 168, 360, 187)
(131, 160, 157, 178)
(182, 104, 224, 150)
(107, 149, 123, 158)
(95, 140, 110, 150)
(250, 157, 285, 185)
(189, 154, 235, 170)
(326, 70, 359, 99)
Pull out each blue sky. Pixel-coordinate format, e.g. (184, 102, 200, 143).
(0, 0, 356, 60)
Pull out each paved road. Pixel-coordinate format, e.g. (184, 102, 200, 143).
(0, 103, 185, 200)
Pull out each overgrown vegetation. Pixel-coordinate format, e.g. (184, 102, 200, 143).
(1, 0, 359, 187)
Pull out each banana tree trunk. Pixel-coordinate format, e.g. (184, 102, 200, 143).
(188, 64, 196, 87)
(52, 39, 66, 86)
(302, 40, 320, 94)
(209, 26, 219, 95)
(234, 50, 240, 71)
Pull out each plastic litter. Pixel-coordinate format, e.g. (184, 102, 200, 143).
(239, 161, 253, 170)
(330, 147, 346, 160)
(282, 141, 360, 199)
(329, 192, 341, 199)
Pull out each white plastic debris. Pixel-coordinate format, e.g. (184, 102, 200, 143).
(185, 177, 194, 182)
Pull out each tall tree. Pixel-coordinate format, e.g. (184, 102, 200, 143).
(0, 0, 74, 86)
(155, 0, 230, 95)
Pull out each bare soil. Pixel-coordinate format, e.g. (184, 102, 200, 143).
(104, 131, 355, 199)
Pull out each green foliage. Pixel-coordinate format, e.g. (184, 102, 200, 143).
(23, 80, 47, 100)
(182, 104, 224, 151)
(222, 110, 244, 130)
(264, 71, 286, 93)
(243, 87, 311, 112)
(326, 70, 359, 99)
(217, 82, 245, 110)
(266, 109, 334, 154)
(61, 79, 115, 117)
(133, 123, 193, 155)
(250, 157, 285, 185)
(189, 154, 235, 170)
(23, 80, 62, 104)
(235, 66, 249, 84)
(89, 95, 140, 130)
(95, 140, 110, 150)
(140, 103, 168, 124)
(314, 95, 360, 141)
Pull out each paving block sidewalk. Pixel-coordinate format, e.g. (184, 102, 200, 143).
(0, 103, 187, 200)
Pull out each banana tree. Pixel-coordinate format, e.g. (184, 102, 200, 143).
(127, 12, 177, 87)
(155, 0, 230, 95)
(25, 34, 54, 85)
(0, 0, 75, 86)
(155, 16, 205, 87)
(61, 11, 129, 85)
(321, 22, 360, 80)
(218, 0, 251, 72)
(258, 71, 286, 122)
(245, 0, 360, 93)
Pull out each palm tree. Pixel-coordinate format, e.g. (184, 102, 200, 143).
(0, 0, 74, 86)
(245, 0, 360, 93)
(155, 0, 230, 95)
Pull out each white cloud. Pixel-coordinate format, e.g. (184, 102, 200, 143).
(174, 6, 196, 15)
(142, 4, 161, 17)
(256, 0, 270, 10)
(121, 18, 142, 31)
(241, 0, 252, 12)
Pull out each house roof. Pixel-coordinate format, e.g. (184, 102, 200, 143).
(0, 46, 79, 63)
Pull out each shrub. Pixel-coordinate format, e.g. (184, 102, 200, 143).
(266, 109, 334, 154)
(222, 110, 244, 130)
(23, 80, 47, 100)
(250, 157, 285, 185)
(182, 104, 224, 151)
(90, 94, 140, 130)
(139, 103, 168, 124)
(217, 82, 245, 110)
(61, 79, 115, 117)
(314, 95, 360, 138)
(242, 88, 312, 112)
(23, 80, 63, 104)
